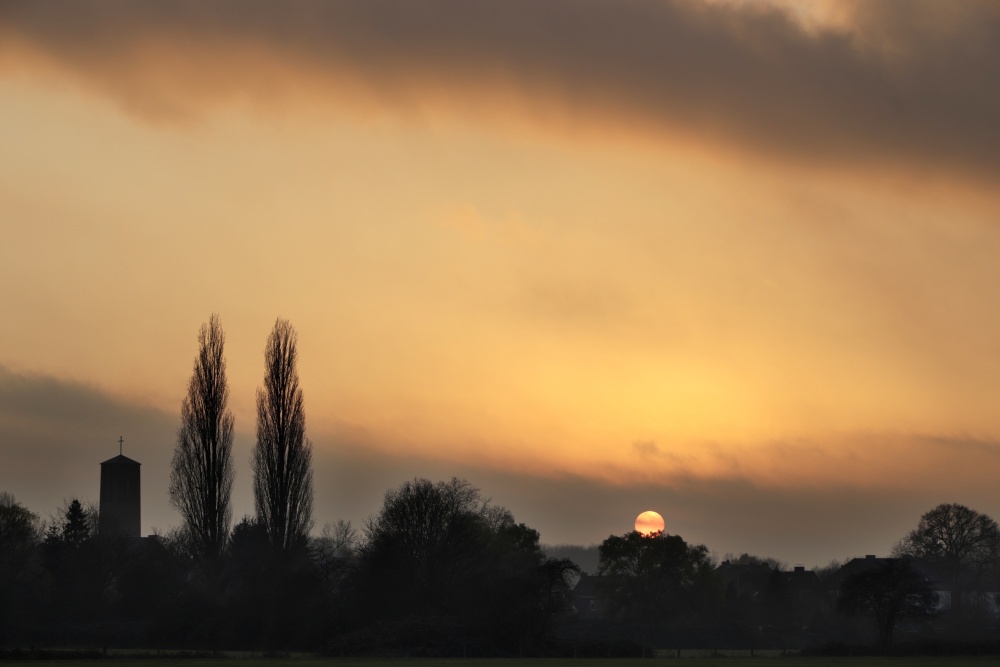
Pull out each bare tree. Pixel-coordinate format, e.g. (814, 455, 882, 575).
(252, 318, 313, 552)
(169, 314, 235, 563)
(893, 503, 1000, 588)
(313, 520, 357, 593)
(317, 520, 357, 561)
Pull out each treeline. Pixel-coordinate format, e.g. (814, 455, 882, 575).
(0, 479, 576, 654)
(4, 490, 1000, 654)
(572, 502, 1000, 654)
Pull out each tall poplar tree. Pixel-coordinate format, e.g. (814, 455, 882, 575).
(170, 314, 235, 562)
(252, 318, 313, 552)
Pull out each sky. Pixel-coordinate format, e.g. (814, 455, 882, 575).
(2, 0, 1000, 569)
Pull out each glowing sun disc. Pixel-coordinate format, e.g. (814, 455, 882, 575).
(635, 510, 665, 536)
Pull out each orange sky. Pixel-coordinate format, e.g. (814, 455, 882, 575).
(2, 0, 1000, 567)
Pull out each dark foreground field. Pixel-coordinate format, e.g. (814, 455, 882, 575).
(6, 656, 1000, 667)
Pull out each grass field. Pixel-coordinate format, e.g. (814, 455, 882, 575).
(6, 655, 1000, 667)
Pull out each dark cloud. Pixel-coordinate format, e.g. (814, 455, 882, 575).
(1, 0, 998, 179)
(0, 365, 180, 530)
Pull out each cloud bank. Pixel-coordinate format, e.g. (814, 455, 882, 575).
(0, 365, 179, 528)
(2, 0, 998, 178)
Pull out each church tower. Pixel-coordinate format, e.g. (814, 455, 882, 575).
(99, 437, 141, 537)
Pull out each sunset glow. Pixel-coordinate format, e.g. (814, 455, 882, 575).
(3, 0, 1000, 567)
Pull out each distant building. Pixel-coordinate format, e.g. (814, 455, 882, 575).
(828, 555, 957, 614)
(99, 452, 140, 537)
(570, 572, 604, 619)
(716, 559, 774, 599)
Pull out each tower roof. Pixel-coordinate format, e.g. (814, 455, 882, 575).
(100, 454, 141, 466)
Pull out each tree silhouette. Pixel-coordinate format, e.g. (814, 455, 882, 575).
(893, 503, 1000, 588)
(252, 318, 313, 553)
(170, 314, 235, 563)
(357, 478, 499, 618)
(313, 520, 357, 596)
(61, 498, 91, 547)
(348, 478, 576, 653)
(837, 559, 936, 647)
(597, 529, 719, 647)
(41, 499, 103, 626)
(0, 491, 39, 571)
(0, 492, 41, 644)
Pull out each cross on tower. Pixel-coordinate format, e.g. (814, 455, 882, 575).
(118, 436, 124, 456)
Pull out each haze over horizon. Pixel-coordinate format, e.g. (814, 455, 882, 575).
(3, 0, 1000, 569)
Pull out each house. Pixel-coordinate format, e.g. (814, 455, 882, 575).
(569, 572, 603, 619)
(827, 555, 950, 613)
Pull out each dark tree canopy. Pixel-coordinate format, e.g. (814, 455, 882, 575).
(0, 492, 42, 644)
(252, 318, 313, 553)
(893, 503, 1000, 587)
(170, 314, 235, 563)
(597, 530, 718, 626)
(0, 491, 39, 569)
(364, 478, 508, 558)
(837, 559, 936, 647)
(60, 499, 91, 548)
(358, 478, 509, 615)
(348, 478, 577, 653)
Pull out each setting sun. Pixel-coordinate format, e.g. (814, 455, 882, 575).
(635, 510, 665, 536)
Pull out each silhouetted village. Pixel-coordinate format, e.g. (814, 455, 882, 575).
(4, 318, 1000, 656)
